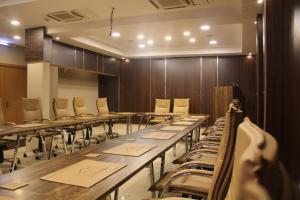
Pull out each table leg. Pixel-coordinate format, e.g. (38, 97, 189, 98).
(71, 126, 77, 153)
(61, 132, 68, 155)
(129, 117, 132, 133)
(138, 115, 144, 131)
(11, 135, 20, 172)
(173, 144, 176, 157)
(189, 131, 193, 150)
(160, 153, 165, 178)
(114, 188, 119, 200)
(149, 163, 156, 198)
(126, 117, 129, 135)
(185, 135, 189, 153)
(48, 136, 54, 160)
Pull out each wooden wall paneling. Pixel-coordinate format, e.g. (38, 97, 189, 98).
(150, 58, 166, 111)
(201, 56, 218, 123)
(75, 48, 84, 69)
(213, 86, 233, 119)
(104, 55, 121, 75)
(43, 35, 52, 62)
(0, 65, 27, 124)
(99, 75, 119, 112)
(218, 56, 240, 86)
(120, 59, 150, 112)
(25, 27, 46, 62)
(98, 54, 104, 73)
(84, 50, 97, 72)
(51, 41, 75, 67)
(166, 57, 201, 114)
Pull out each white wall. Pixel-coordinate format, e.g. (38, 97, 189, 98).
(57, 68, 99, 115)
(0, 45, 25, 66)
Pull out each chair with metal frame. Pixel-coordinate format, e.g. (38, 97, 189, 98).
(146, 99, 171, 127)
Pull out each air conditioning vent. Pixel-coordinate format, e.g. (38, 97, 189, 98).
(149, 0, 209, 10)
(46, 10, 86, 22)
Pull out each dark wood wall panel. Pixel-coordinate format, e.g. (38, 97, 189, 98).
(51, 41, 75, 67)
(266, 0, 300, 181)
(218, 56, 240, 86)
(98, 54, 104, 73)
(99, 75, 119, 112)
(104, 56, 121, 76)
(84, 50, 97, 72)
(120, 59, 150, 112)
(166, 57, 201, 114)
(151, 58, 166, 111)
(75, 48, 84, 69)
(201, 57, 218, 121)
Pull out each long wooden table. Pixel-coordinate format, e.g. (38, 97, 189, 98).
(0, 115, 209, 200)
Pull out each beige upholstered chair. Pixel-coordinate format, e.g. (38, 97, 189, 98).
(73, 97, 89, 117)
(96, 98, 109, 115)
(173, 98, 189, 116)
(22, 98, 67, 159)
(53, 98, 69, 120)
(150, 107, 243, 199)
(147, 99, 171, 125)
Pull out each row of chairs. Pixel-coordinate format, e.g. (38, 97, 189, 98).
(148, 102, 297, 200)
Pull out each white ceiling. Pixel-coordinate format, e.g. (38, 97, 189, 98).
(0, 0, 263, 58)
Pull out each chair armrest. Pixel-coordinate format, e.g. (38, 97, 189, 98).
(176, 160, 215, 171)
(5, 122, 16, 126)
(160, 169, 213, 197)
(184, 149, 218, 162)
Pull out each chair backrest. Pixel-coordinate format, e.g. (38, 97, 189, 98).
(154, 99, 170, 113)
(225, 117, 269, 200)
(22, 98, 42, 123)
(173, 98, 189, 116)
(96, 98, 109, 115)
(73, 97, 88, 117)
(0, 98, 5, 126)
(207, 107, 244, 200)
(53, 98, 69, 120)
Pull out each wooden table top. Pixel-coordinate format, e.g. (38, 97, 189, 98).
(0, 115, 209, 200)
(0, 114, 131, 137)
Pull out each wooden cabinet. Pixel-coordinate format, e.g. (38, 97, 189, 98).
(0, 64, 27, 124)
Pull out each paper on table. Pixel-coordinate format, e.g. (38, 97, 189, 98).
(41, 160, 126, 188)
(172, 121, 194, 125)
(103, 143, 156, 157)
(15, 123, 45, 128)
(189, 115, 205, 119)
(142, 131, 177, 140)
(0, 181, 28, 190)
(85, 153, 101, 158)
(160, 126, 187, 131)
(180, 118, 199, 122)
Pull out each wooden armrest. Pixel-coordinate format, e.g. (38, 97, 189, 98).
(177, 161, 215, 171)
(5, 122, 16, 126)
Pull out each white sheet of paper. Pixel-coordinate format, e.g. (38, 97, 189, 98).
(142, 131, 177, 140)
(160, 126, 187, 131)
(103, 143, 156, 156)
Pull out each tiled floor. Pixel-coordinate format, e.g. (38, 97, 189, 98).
(0, 124, 202, 200)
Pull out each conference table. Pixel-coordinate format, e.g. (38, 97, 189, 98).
(0, 115, 209, 200)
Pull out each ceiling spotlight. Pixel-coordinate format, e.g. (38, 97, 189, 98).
(125, 59, 130, 63)
(13, 35, 21, 40)
(111, 32, 121, 37)
(139, 44, 146, 48)
(247, 53, 253, 59)
(201, 25, 210, 31)
(257, 0, 263, 4)
(121, 57, 125, 60)
(55, 37, 60, 40)
(189, 38, 196, 43)
(10, 20, 20, 26)
(183, 31, 191, 36)
(254, 21, 258, 24)
(137, 34, 144, 39)
(209, 40, 218, 45)
(165, 36, 172, 41)
(147, 40, 153, 45)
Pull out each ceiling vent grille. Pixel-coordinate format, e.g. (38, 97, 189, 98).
(46, 10, 86, 22)
(149, 0, 209, 10)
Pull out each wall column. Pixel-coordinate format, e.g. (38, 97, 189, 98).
(27, 62, 57, 119)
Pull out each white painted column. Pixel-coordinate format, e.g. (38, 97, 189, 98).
(27, 62, 57, 119)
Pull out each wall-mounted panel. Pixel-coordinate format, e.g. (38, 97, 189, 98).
(84, 50, 97, 72)
(98, 54, 104, 73)
(150, 58, 166, 111)
(51, 41, 75, 67)
(104, 55, 121, 75)
(166, 57, 201, 114)
(75, 48, 84, 69)
(201, 56, 218, 121)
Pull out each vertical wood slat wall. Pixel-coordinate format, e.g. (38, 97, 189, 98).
(120, 55, 257, 123)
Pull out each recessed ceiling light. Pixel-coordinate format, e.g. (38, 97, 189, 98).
(247, 52, 253, 59)
(254, 21, 257, 24)
(201, 25, 210, 31)
(121, 57, 125, 60)
(183, 31, 191, 36)
(55, 37, 60, 40)
(165, 36, 172, 41)
(139, 44, 146, 48)
(257, 0, 263, 4)
(111, 32, 120, 37)
(209, 40, 218, 45)
(147, 40, 153, 45)
(10, 20, 20, 26)
(137, 34, 144, 39)
(13, 35, 21, 40)
(189, 38, 196, 43)
(125, 59, 130, 63)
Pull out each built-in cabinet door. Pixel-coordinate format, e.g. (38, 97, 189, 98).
(0, 65, 27, 124)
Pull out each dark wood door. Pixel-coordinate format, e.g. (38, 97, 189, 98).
(0, 65, 27, 124)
